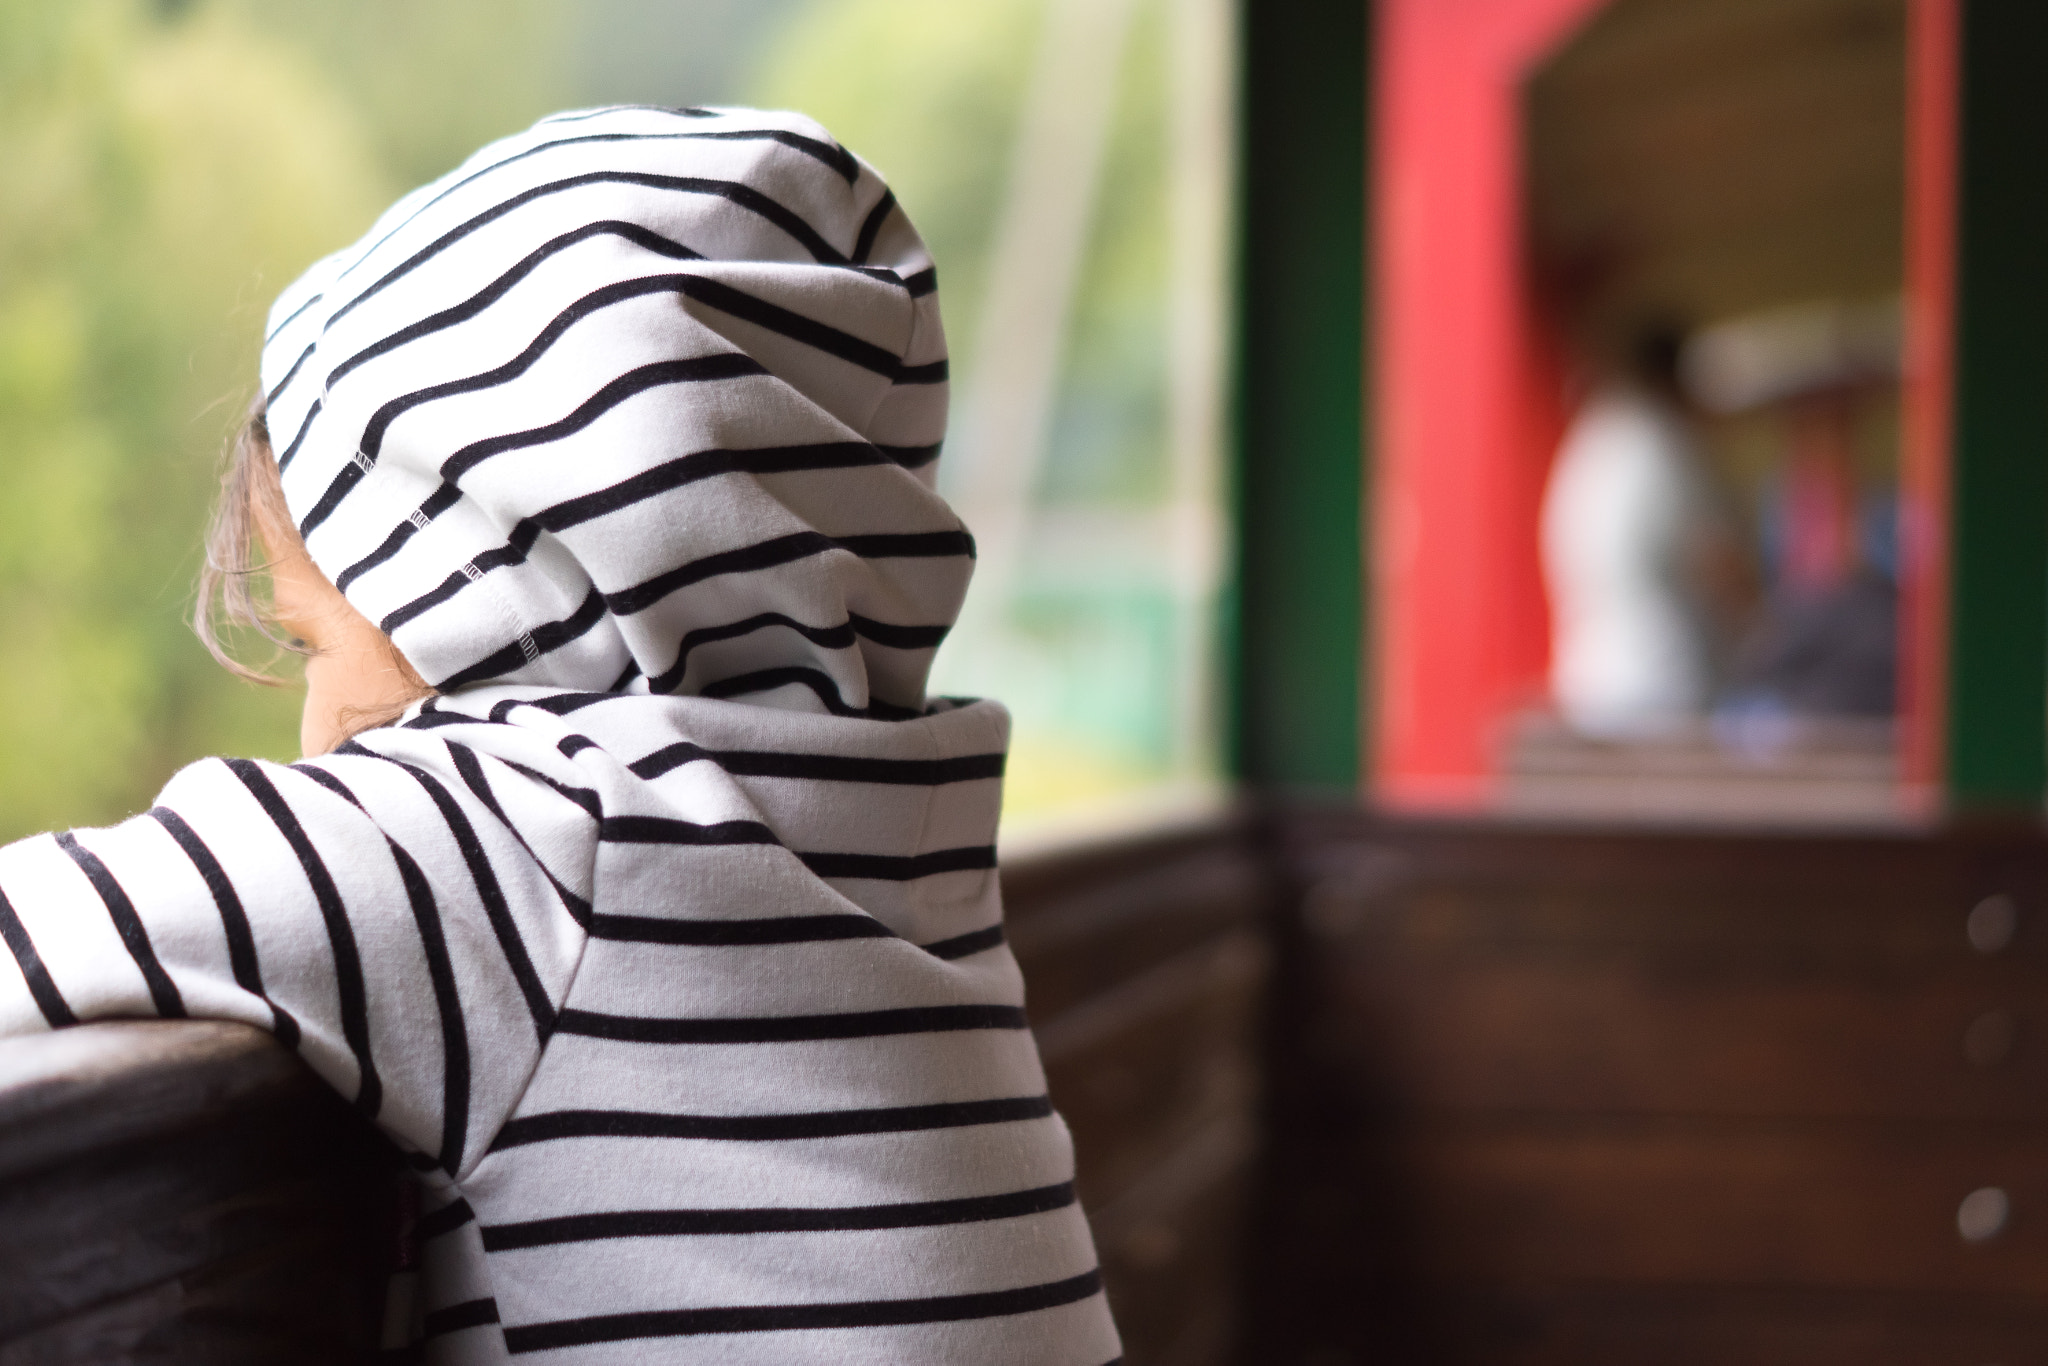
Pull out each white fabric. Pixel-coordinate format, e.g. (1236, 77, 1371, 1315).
(1540, 385, 1713, 738)
(0, 107, 1118, 1364)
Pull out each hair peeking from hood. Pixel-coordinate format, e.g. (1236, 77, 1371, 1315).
(256, 106, 967, 718)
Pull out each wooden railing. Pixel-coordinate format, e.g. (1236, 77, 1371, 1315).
(14, 814, 2037, 1365)
(0, 824, 1276, 1365)
(0, 1020, 396, 1360)
(1247, 811, 2048, 1365)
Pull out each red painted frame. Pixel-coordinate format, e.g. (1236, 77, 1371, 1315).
(1367, 0, 1954, 812)
(1899, 0, 1955, 805)
(1368, 0, 1610, 810)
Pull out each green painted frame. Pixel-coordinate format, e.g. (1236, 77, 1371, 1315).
(1228, 0, 1369, 792)
(1945, 0, 2048, 810)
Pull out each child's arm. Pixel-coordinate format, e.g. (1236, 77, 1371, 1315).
(0, 749, 581, 1177)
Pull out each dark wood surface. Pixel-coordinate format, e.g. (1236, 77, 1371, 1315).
(0, 1021, 397, 1363)
(1246, 813, 2048, 1365)
(12, 814, 2037, 1365)
(1006, 823, 1274, 1366)
(0, 826, 1276, 1366)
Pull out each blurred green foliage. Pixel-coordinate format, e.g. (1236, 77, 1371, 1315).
(753, 0, 1043, 386)
(760, 0, 1195, 812)
(0, 0, 1203, 839)
(0, 0, 575, 839)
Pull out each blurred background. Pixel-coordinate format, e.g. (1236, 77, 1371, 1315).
(6, 1, 2048, 1363)
(0, 0, 1230, 843)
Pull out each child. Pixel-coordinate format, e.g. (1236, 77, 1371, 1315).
(0, 106, 1121, 1364)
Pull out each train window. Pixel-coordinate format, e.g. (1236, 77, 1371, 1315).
(0, 0, 1231, 842)
(1513, 0, 1907, 823)
(756, 0, 1235, 838)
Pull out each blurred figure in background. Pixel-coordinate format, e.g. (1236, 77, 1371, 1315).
(1723, 400, 1896, 723)
(1540, 326, 1728, 738)
(1684, 298, 1902, 744)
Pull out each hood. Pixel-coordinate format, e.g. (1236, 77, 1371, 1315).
(258, 106, 967, 718)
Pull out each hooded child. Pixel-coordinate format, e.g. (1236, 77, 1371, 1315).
(0, 106, 1121, 1365)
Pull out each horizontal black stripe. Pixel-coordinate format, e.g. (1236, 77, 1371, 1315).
(586, 913, 1005, 961)
(604, 528, 974, 618)
(848, 612, 953, 650)
(502, 1269, 1103, 1351)
(896, 358, 949, 384)
(922, 923, 1007, 961)
(526, 693, 615, 716)
(876, 439, 942, 467)
(332, 126, 716, 289)
(799, 846, 997, 881)
(685, 126, 859, 183)
(333, 221, 700, 414)
(488, 1094, 1054, 1151)
(424, 1297, 499, 1338)
(697, 665, 922, 720)
(431, 585, 611, 692)
(840, 530, 976, 560)
(596, 815, 779, 847)
(646, 616, 853, 696)
(330, 167, 848, 336)
(359, 354, 783, 612)
(481, 1180, 1074, 1251)
(646, 611, 947, 696)
(589, 913, 893, 946)
(679, 273, 912, 379)
(624, 741, 725, 778)
(444, 351, 765, 484)
(535, 441, 886, 532)
(350, 257, 910, 494)
(356, 271, 729, 475)
(401, 709, 483, 732)
(352, 441, 896, 603)
(901, 266, 938, 297)
(333, 248, 921, 509)
(557, 1003, 1027, 1045)
(334, 122, 844, 295)
(418, 1198, 477, 1242)
(629, 744, 1001, 785)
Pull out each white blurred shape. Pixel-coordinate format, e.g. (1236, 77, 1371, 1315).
(1681, 296, 1902, 413)
(1541, 386, 1713, 739)
(1957, 1186, 2010, 1243)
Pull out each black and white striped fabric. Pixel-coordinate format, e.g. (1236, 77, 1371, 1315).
(0, 107, 1119, 1364)
(264, 102, 962, 708)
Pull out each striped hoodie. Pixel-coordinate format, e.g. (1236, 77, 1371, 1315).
(0, 107, 1120, 1364)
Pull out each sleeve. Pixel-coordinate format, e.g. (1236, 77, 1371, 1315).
(0, 751, 589, 1178)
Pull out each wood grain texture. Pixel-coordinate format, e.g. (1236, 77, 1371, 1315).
(1245, 812, 2048, 1366)
(0, 1021, 397, 1363)
(0, 827, 1278, 1366)
(1006, 823, 1273, 1366)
